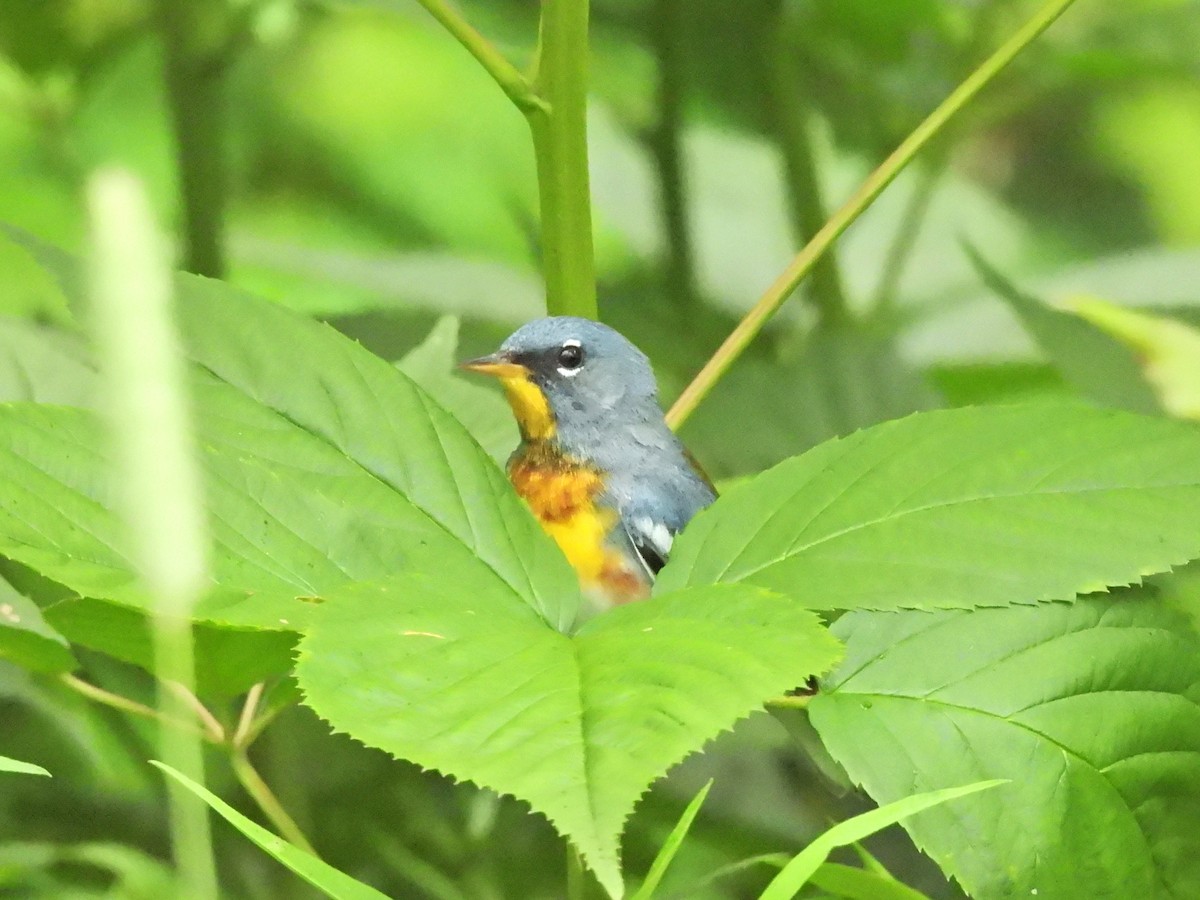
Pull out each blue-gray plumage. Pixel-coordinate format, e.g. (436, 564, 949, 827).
(462, 316, 716, 603)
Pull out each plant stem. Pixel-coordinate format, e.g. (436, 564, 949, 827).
(155, 617, 221, 899)
(230, 749, 317, 854)
(232, 682, 264, 748)
(164, 680, 226, 743)
(159, 0, 228, 278)
(648, 0, 697, 308)
(768, 6, 847, 323)
(665, 0, 1080, 429)
(530, 0, 598, 318)
(410, 0, 598, 317)
(413, 0, 547, 114)
(60, 673, 209, 738)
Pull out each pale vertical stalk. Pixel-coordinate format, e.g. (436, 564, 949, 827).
(530, 0, 598, 318)
(87, 167, 218, 900)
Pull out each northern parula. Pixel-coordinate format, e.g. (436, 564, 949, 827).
(461, 317, 716, 606)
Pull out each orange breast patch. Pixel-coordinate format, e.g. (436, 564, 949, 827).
(508, 450, 648, 603)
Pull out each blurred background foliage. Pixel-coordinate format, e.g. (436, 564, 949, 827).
(1, 0, 1199, 897)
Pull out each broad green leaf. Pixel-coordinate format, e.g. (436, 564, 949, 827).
(0, 754, 50, 777)
(396, 316, 518, 463)
(0, 229, 579, 634)
(629, 780, 712, 900)
(809, 597, 1200, 899)
(1156, 562, 1200, 635)
(656, 403, 1200, 611)
(0, 227, 73, 323)
(43, 597, 296, 699)
(968, 247, 1161, 413)
(1072, 298, 1200, 420)
(296, 576, 843, 897)
(151, 761, 389, 900)
(0, 572, 75, 673)
(758, 780, 1002, 900)
(0, 317, 94, 407)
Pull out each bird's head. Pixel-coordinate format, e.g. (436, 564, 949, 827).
(460, 317, 661, 445)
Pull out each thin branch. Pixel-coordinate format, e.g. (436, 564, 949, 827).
(413, 0, 547, 114)
(230, 750, 317, 854)
(61, 673, 211, 739)
(665, 0, 1080, 429)
(164, 679, 226, 743)
(236, 694, 291, 749)
(232, 682, 264, 749)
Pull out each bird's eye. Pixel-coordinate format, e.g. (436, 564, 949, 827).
(557, 341, 584, 373)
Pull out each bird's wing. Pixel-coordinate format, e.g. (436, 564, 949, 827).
(621, 514, 677, 578)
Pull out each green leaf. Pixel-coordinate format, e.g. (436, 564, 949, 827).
(42, 597, 296, 699)
(0, 572, 75, 674)
(759, 780, 1002, 900)
(0, 317, 95, 407)
(396, 316, 518, 464)
(296, 576, 843, 898)
(0, 754, 50, 777)
(656, 403, 1200, 611)
(0, 229, 579, 634)
(1072, 299, 1200, 420)
(807, 862, 932, 900)
(629, 780, 712, 900)
(968, 247, 1162, 413)
(151, 761, 389, 900)
(809, 597, 1200, 898)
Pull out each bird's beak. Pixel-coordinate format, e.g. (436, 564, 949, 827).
(458, 352, 528, 380)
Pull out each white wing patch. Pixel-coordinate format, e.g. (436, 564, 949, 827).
(634, 516, 674, 558)
(622, 515, 675, 578)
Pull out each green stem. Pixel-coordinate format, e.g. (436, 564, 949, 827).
(60, 673, 211, 739)
(648, 0, 697, 307)
(231, 682, 264, 749)
(768, 6, 848, 323)
(413, 0, 546, 114)
(530, 0, 598, 318)
(230, 749, 317, 855)
(159, 0, 228, 278)
(665, 0, 1079, 429)
(155, 617, 221, 899)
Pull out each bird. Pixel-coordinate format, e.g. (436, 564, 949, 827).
(460, 317, 716, 608)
